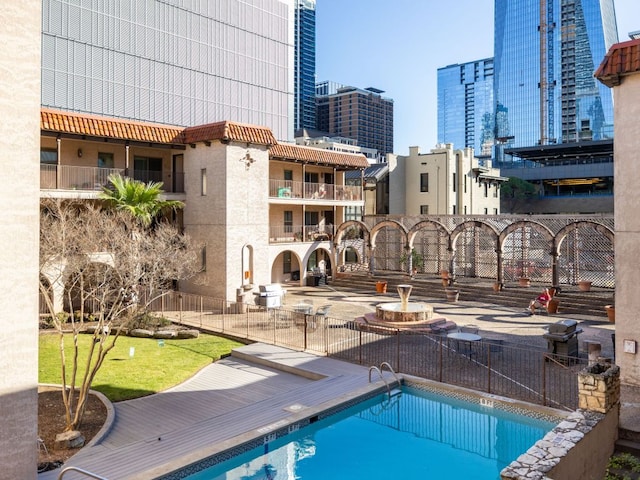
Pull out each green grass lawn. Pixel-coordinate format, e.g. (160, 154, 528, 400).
(39, 332, 243, 402)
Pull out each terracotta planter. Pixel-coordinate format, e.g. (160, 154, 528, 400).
(605, 305, 615, 323)
(578, 280, 592, 292)
(375, 281, 388, 294)
(519, 277, 531, 287)
(445, 289, 459, 302)
(492, 282, 502, 292)
(440, 270, 450, 279)
(547, 298, 560, 314)
(442, 278, 449, 287)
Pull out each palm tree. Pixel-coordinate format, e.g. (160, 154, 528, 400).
(99, 173, 184, 226)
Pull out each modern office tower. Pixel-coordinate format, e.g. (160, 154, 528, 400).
(294, 0, 317, 131)
(316, 84, 394, 155)
(494, 0, 617, 161)
(437, 58, 495, 163)
(41, 0, 295, 141)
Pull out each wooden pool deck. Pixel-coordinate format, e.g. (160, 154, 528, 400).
(39, 343, 393, 480)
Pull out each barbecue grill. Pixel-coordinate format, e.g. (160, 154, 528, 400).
(255, 284, 286, 308)
(543, 319, 583, 359)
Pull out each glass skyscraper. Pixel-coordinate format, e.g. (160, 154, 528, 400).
(294, 0, 317, 131)
(493, 0, 617, 164)
(437, 58, 495, 161)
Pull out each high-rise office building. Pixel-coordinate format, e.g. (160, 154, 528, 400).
(294, 0, 317, 131)
(494, 0, 617, 160)
(41, 0, 295, 141)
(438, 0, 619, 213)
(437, 58, 495, 162)
(316, 84, 394, 155)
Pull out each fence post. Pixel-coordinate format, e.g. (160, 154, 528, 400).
(396, 331, 401, 372)
(359, 331, 363, 365)
(542, 353, 548, 407)
(179, 294, 183, 324)
(200, 296, 203, 328)
(438, 337, 443, 383)
(487, 347, 492, 394)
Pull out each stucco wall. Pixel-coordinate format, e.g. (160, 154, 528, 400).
(614, 73, 640, 389)
(0, 1, 41, 477)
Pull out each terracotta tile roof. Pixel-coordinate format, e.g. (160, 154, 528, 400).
(595, 38, 640, 87)
(270, 143, 369, 170)
(183, 121, 276, 146)
(41, 108, 185, 144)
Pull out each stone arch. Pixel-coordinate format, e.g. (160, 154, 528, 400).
(333, 220, 370, 273)
(554, 220, 615, 287)
(368, 220, 408, 274)
(499, 220, 555, 284)
(450, 220, 501, 279)
(406, 220, 451, 275)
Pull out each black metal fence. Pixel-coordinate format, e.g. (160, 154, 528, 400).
(152, 291, 586, 411)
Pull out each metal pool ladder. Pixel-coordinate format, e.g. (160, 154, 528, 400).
(58, 466, 108, 480)
(368, 361, 402, 399)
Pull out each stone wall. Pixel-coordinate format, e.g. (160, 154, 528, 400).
(501, 362, 620, 480)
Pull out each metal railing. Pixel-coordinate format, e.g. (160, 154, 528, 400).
(269, 224, 334, 243)
(269, 179, 361, 201)
(40, 165, 185, 193)
(151, 291, 586, 411)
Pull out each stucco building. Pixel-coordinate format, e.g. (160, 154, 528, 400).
(388, 144, 506, 216)
(595, 37, 640, 415)
(39, 109, 368, 304)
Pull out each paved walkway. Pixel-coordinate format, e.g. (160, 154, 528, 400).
(39, 285, 621, 479)
(281, 284, 616, 359)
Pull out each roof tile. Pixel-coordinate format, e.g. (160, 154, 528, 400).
(595, 38, 640, 87)
(270, 143, 369, 169)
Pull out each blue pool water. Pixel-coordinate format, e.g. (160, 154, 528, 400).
(182, 386, 559, 480)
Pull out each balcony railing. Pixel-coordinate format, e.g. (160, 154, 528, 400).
(269, 179, 361, 201)
(269, 224, 334, 243)
(40, 165, 185, 193)
(40, 164, 124, 191)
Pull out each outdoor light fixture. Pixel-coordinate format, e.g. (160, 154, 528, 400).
(77, 148, 83, 157)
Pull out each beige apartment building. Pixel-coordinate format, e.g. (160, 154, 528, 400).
(388, 144, 506, 216)
(39, 109, 368, 304)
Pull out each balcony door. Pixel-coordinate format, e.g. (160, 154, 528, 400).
(134, 156, 162, 183)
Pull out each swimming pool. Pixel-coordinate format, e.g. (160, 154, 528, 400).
(169, 384, 561, 480)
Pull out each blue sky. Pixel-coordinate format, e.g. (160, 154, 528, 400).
(315, 0, 640, 156)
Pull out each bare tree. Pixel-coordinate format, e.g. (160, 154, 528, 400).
(39, 199, 200, 432)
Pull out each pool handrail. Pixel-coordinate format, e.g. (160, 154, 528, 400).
(58, 466, 108, 480)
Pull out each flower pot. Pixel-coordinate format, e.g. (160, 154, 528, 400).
(605, 305, 615, 323)
(519, 277, 531, 287)
(578, 280, 592, 292)
(440, 270, 450, 279)
(445, 289, 459, 302)
(375, 281, 388, 294)
(442, 278, 449, 287)
(547, 298, 560, 314)
(492, 282, 502, 292)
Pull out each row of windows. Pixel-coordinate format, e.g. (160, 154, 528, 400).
(420, 172, 498, 198)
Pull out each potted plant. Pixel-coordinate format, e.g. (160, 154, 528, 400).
(400, 248, 424, 276)
(605, 304, 615, 323)
(578, 280, 592, 291)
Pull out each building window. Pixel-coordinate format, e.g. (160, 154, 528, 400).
(494, 208, 498, 215)
(493, 185, 498, 198)
(452, 205, 457, 214)
(284, 210, 293, 233)
(464, 205, 467, 214)
(464, 176, 467, 193)
(284, 169, 293, 181)
(283, 251, 291, 274)
(200, 245, 207, 272)
(40, 148, 57, 164)
(484, 208, 488, 214)
(134, 156, 162, 183)
(201, 168, 207, 196)
(484, 184, 488, 197)
(453, 173, 456, 192)
(420, 205, 429, 214)
(420, 173, 429, 192)
(98, 152, 114, 168)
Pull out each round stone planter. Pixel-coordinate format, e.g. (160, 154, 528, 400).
(578, 280, 592, 292)
(445, 289, 459, 302)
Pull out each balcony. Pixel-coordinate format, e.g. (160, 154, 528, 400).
(40, 165, 185, 193)
(269, 179, 361, 201)
(269, 224, 334, 244)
